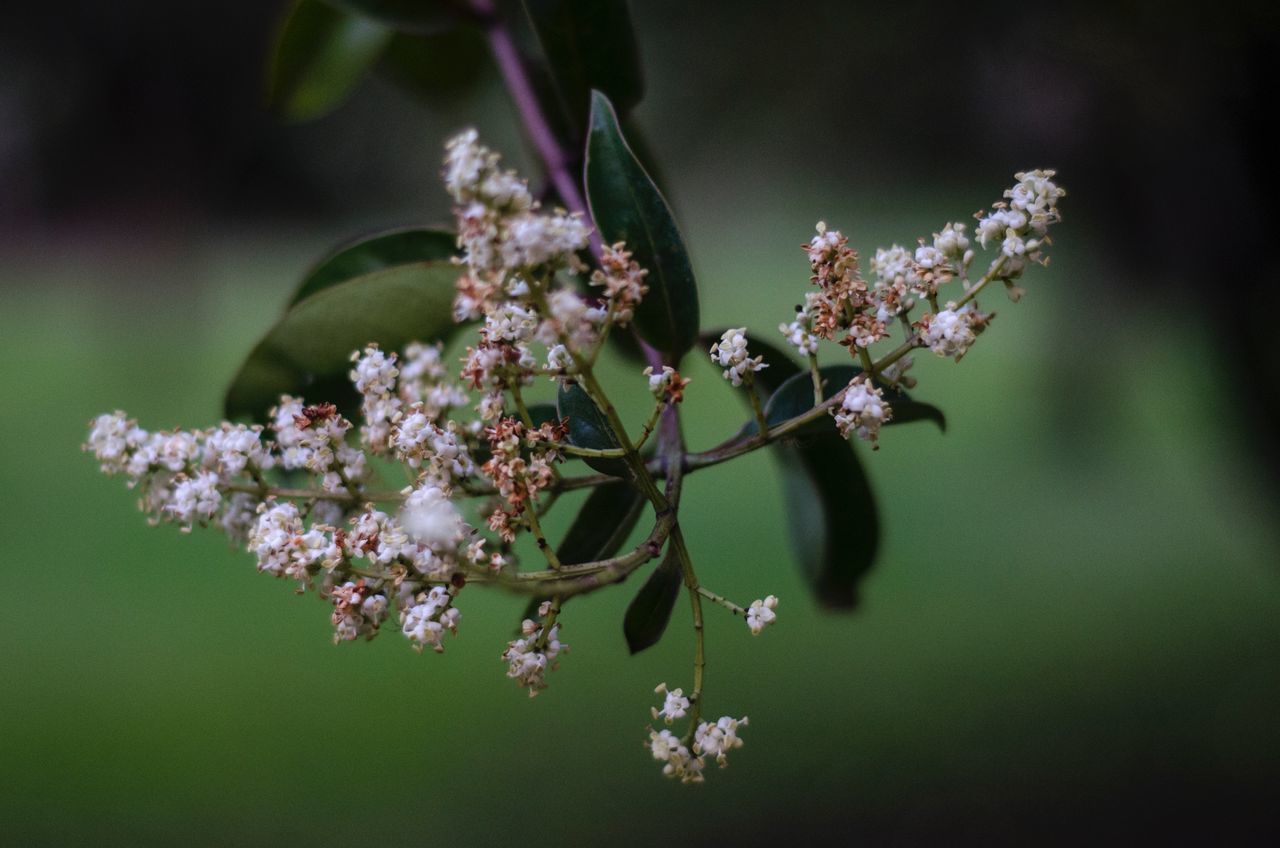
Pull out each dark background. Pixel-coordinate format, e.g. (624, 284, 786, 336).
(3, 2, 1279, 844)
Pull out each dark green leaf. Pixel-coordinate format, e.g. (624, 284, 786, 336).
(269, 0, 392, 122)
(586, 91, 699, 361)
(326, 0, 467, 33)
(557, 481, 645, 564)
(555, 382, 628, 476)
(291, 228, 457, 305)
(623, 549, 682, 654)
(524, 0, 644, 137)
(775, 435, 878, 609)
(225, 259, 461, 420)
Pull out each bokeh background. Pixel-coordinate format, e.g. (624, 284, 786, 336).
(3, 1, 1279, 844)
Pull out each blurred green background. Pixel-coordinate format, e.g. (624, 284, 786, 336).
(3, 2, 1279, 844)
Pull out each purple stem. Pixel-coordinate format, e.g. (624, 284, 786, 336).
(472, 0, 664, 372)
(472, 0, 586, 219)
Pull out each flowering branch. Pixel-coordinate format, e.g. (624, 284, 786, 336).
(84, 0, 1065, 786)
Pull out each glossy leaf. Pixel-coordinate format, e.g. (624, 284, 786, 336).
(775, 435, 878, 609)
(226, 260, 461, 420)
(291, 227, 457, 305)
(556, 382, 628, 476)
(623, 548, 682, 654)
(269, 0, 392, 122)
(557, 481, 646, 564)
(326, 0, 466, 33)
(586, 91, 699, 361)
(524, 0, 644, 136)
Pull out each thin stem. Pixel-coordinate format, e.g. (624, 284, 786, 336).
(523, 500, 563, 571)
(672, 526, 705, 740)
(696, 586, 747, 617)
(632, 399, 665, 452)
(808, 352, 823, 406)
(509, 380, 535, 428)
(745, 372, 770, 435)
(560, 444, 628, 459)
(500, 508, 677, 596)
(953, 254, 1008, 309)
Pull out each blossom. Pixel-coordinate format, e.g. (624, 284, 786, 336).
(693, 715, 748, 767)
(651, 683, 691, 724)
(401, 586, 459, 653)
(832, 377, 891, 445)
(709, 327, 767, 387)
(746, 595, 778, 635)
(916, 303, 990, 361)
(502, 621, 566, 697)
(647, 729, 705, 784)
(643, 365, 691, 404)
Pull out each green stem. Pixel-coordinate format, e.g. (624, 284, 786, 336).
(808, 352, 823, 406)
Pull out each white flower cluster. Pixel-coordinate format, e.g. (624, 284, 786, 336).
(917, 302, 990, 361)
(832, 377, 891, 445)
(746, 595, 778, 635)
(401, 586, 461, 653)
(502, 604, 567, 697)
(646, 686, 749, 783)
(331, 579, 389, 643)
(975, 169, 1065, 278)
(709, 327, 768, 387)
(446, 129, 589, 320)
(769, 171, 1063, 452)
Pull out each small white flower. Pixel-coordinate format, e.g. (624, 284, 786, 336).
(832, 377, 891, 445)
(350, 345, 399, 398)
(918, 303, 986, 361)
(646, 728, 705, 784)
(650, 683, 691, 724)
(709, 328, 767, 387)
(746, 595, 778, 635)
(167, 471, 222, 528)
(693, 715, 748, 767)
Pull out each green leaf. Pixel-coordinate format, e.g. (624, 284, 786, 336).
(586, 91, 699, 361)
(269, 0, 393, 122)
(524, 0, 644, 136)
(291, 228, 457, 305)
(775, 435, 879, 609)
(555, 382, 628, 477)
(325, 0, 466, 33)
(623, 548, 682, 654)
(557, 481, 646, 564)
(225, 260, 461, 420)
